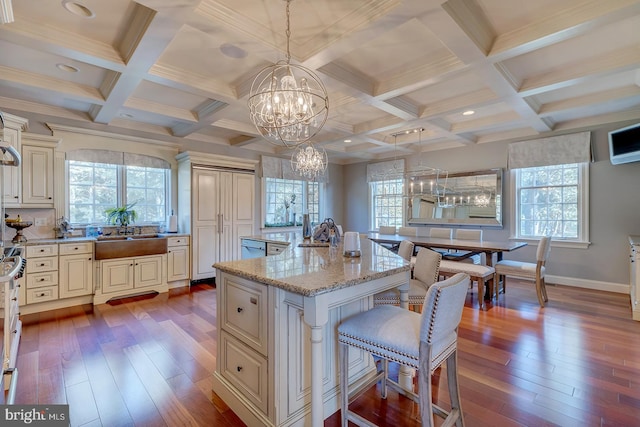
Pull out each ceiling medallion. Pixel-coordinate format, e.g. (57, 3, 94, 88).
(248, 0, 329, 148)
(291, 143, 328, 180)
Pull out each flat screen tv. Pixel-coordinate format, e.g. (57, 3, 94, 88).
(609, 122, 640, 165)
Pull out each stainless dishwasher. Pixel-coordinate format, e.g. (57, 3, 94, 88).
(241, 239, 266, 259)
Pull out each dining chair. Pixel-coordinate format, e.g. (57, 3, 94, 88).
(442, 229, 484, 265)
(429, 228, 453, 239)
(339, 273, 469, 427)
(379, 225, 397, 234)
(398, 226, 417, 236)
(374, 247, 440, 310)
(495, 236, 552, 307)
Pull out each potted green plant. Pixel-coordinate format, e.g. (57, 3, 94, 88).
(105, 203, 138, 227)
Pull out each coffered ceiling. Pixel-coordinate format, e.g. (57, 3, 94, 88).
(1, 0, 639, 163)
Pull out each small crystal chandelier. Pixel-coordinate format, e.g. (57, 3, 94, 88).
(291, 143, 328, 180)
(248, 0, 329, 148)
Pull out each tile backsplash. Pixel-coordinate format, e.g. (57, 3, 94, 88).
(4, 208, 57, 241)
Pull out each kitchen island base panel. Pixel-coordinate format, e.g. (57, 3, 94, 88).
(213, 269, 410, 426)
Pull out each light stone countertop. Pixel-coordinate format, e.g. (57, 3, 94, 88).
(241, 231, 298, 245)
(214, 236, 410, 297)
(15, 232, 190, 246)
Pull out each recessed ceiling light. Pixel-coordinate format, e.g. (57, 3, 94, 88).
(220, 43, 247, 59)
(462, 110, 475, 116)
(119, 113, 134, 119)
(56, 63, 79, 73)
(62, 1, 95, 18)
(344, 139, 351, 143)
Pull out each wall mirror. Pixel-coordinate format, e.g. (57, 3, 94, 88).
(407, 168, 502, 227)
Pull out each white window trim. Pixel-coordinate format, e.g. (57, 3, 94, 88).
(509, 164, 590, 249)
(369, 179, 405, 232)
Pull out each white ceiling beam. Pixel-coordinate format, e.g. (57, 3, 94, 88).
(0, 65, 104, 103)
(0, 16, 124, 69)
(489, 0, 640, 61)
(518, 46, 640, 97)
(92, 7, 183, 124)
(123, 97, 198, 123)
(538, 86, 640, 117)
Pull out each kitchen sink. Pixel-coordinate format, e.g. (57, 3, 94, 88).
(94, 235, 168, 260)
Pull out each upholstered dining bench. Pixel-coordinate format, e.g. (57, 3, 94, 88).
(438, 260, 495, 309)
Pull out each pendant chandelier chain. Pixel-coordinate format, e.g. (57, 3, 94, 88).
(285, 0, 291, 63)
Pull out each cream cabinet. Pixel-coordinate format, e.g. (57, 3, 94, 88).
(21, 144, 54, 206)
(97, 255, 165, 302)
(1, 113, 28, 206)
(24, 244, 59, 304)
(167, 236, 190, 282)
(630, 237, 640, 321)
(266, 242, 288, 256)
(214, 271, 378, 426)
(59, 242, 93, 299)
(177, 152, 257, 281)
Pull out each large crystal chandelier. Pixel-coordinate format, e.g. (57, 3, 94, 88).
(248, 0, 329, 148)
(291, 143, 328, 180)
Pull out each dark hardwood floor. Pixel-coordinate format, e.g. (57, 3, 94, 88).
(13, 279, 640, 426)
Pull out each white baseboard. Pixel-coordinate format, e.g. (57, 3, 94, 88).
(545, 274, 628, 294)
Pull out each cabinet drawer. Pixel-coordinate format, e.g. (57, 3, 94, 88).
(267, 243, 288, 256)
(27, 271, 58, 288)
(59, 242, 93, 255)
(26, 244, 58, 258)
(220, 331, 268, 414)
(221, 275, 268, 355)
(26, 285, 58, 304)
(167, 236, 189, 247)
(27, 257, 58, 273)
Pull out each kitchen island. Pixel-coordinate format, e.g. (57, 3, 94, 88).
(213, 236, 410, 427)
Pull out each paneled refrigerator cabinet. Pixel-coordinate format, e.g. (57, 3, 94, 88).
(177, 152, 257, 281)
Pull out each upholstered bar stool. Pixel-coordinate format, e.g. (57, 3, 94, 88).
(374, 247, 440, 310)
(338, 273, 469, 427)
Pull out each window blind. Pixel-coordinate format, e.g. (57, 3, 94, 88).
(67, 149, 170, 169)
(507, 131, 592, 169)
(366, 159, 405, 182)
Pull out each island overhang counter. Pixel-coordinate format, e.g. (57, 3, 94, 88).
(212, 236, 410, 427)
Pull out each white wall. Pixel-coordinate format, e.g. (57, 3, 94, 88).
(343, 124, 640, 293)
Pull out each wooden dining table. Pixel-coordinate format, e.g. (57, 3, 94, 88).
(367, 232, 527, 266)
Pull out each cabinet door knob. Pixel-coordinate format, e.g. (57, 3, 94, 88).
(48, 197, 52, 199)
(236, 366, 243, 372)
(237, 307, 243, 313)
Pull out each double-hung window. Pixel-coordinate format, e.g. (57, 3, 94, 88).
(370, 178, 404, 230)
(515, 163, 587, 240)
(508, 132, 591, 247)
(367, 159, 405, 230)
(67, 153, 170, 225)
(263, 177, 321, 227)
